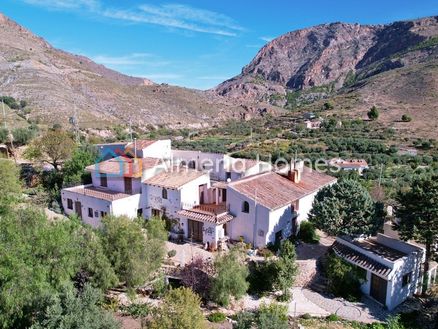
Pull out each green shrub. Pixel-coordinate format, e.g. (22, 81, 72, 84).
(233, 311, 255, 329)
(324, 252, 365, 301)
(367, 106, 379, 121)
(326, 313, 340, 321)
(121, 303, 151, 318)
(256, 303, 288, 329)
(167, 249, 177, 258)
(401, 114, 412, 122)
(297, 221, 320, 243)
(207, 312, 226, 323)
(301, 313, 312, 320)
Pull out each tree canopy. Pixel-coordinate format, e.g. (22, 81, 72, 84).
(25, 130, 76, 171)
(309, 179, 380, 236)
(274, 240, 298, 301)
(100, 216, 166, 288)
(147, 287, 206, 329)
(210, 247, 249, 306)
(396, 175, 438, 289)
(31, 285, 120, 329)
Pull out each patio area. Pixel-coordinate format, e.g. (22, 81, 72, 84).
(165, 240, 213, 266)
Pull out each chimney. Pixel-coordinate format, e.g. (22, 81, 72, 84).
(288, 160, 303, 183)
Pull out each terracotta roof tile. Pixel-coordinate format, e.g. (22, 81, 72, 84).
(143, 167, 207, 189)
(228, 168, 336, 210)
(178, 206, 234, 224)
(65, 186, 132, 201)
(125, 140, 157, 154)
(86, 156, 162, 178)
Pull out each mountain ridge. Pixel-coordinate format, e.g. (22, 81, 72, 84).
(0, 12, 276, 129)
(214, 16, 438, 138)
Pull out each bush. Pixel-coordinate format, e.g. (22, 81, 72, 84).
(367, 106, 379, 121)
(248, 261, 277, 295)
(207, 312, 226, 323)
(211, 247, 249, 306)
(146, 287, 206, 329)
(167, 249, 177, 258)
(256, 303, 288, 329)
(121, 303, 151, 318)
(301, 313, 312, 320)
(324, 252, 365, 301)
(401, 114, 412, 122)
(297, 221, 320, 243)
(233, 312, 255, 329)
(326, 313, 340, 321)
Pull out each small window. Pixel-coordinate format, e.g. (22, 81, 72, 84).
(242, 201, 250, 213)
(226, 172, 231, 180)
(162, 188, 168, 199)
(402, 272, 412, 287)
(100, 173, 107, 187)
(67, 199, 73, 210)
(137, 208, 143, 218)
(100, 211, 107, 218)
(88, 208, 93, 218)
(94, 211, 99, 218)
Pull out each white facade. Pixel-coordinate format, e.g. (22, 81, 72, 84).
(61, 184, 141, 227)
(62, 139, 332, 249)
(334, 234, 425, 310)
(137, 140, 172, 159)
(142, 173, 210, 219)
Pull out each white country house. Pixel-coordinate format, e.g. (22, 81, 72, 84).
(61, 139, 335, 249)
(333, 234, 425, 310)
(226, 164, 336, 248)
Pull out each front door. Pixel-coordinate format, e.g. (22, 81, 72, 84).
(370, 273, 387, 305)
(188, 220, 204, 242)
(74, 201, 82, 219)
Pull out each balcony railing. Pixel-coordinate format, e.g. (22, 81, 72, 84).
(180, 202, 228, 214)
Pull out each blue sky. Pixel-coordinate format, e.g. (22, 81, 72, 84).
(2, 0, 438, 89)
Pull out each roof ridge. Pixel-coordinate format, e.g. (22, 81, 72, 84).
(228, 170, 274, 186)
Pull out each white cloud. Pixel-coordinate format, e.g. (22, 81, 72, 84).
(19, 0, 244, 37)
(89, 53, 172, 67)
(22, 0, 98, 10)
(260, 36, 275, 42)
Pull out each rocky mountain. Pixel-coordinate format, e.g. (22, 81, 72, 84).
(0, 13, 275, 129)
(215, 16, 438, 137)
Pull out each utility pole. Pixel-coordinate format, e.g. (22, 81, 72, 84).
(2, 99, 6, 129)
(129, 118, 133, 142)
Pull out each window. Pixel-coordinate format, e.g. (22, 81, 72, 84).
(152, 209, 161, 218)
(162, 188, 168, 199)
(100, 211, 107, 218)
(94, 211, 99, 218)
(226, 172, 231, 180)
(137, 208, 143, 218)
(100, 173, 107, 187)
(242, 201, 250, 213)
(88, 207, 93, 218)
(67, 198, 73, 210)
(124, 177, 132, 194)
(402, 272, 412, 287)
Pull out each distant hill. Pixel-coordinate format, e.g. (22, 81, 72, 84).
(0, 13, 276, 129)
(215, 16, 438, 138)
